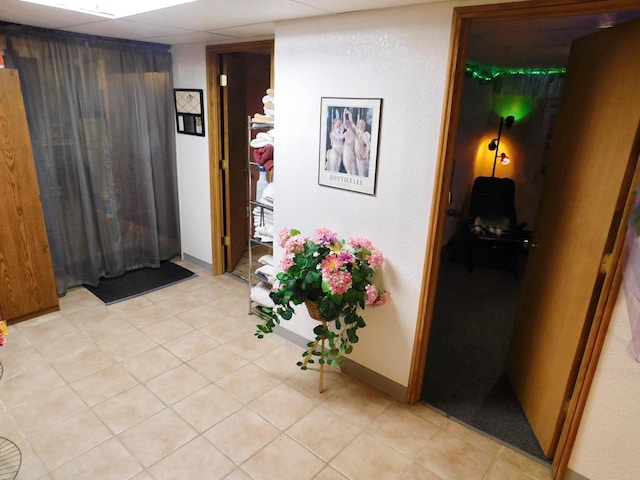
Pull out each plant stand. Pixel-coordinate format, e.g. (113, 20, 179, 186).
(302, 301, 330, 393)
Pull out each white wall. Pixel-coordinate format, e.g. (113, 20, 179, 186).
(273, 4, 452, 386)
(170, 3, 640, 479)
(171, 43, 212, 267)
(568, 284, 640, 479)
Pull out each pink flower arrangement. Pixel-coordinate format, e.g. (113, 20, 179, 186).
(0, 320, 7, 347)
(256, 227, 390, 369)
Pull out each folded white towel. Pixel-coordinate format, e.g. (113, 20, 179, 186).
(255, 264, 275, 284)
(258, 254, 274, 266)
(261, 182, 275, 203)
(251, 282, 275, 308)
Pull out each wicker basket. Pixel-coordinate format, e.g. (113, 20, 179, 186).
(305, 300, 324, 321)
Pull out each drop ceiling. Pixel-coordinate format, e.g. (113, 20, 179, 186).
(1, 0, 639, 69)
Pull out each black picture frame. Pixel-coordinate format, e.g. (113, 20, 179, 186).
(174, 89, 205, 136)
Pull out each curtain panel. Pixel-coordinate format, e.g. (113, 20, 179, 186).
(1, 24, 180, 295)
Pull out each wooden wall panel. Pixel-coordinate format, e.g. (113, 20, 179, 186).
(0, 69, 59, 323)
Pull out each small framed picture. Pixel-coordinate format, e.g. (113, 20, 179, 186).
(318, 97, 382, 195)
(174, 89, 205, 136)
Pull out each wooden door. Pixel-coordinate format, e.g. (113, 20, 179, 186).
(221, 54, 249, 272)
(0, 69, 59, 323)
(506, 18, 640, 458)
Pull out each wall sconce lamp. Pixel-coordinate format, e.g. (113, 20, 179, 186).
(488, 115, 515, 177)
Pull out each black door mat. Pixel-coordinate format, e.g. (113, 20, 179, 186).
(84, 261, 197, 305)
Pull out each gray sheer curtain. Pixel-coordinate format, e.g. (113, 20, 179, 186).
(2, 25, 180, 295)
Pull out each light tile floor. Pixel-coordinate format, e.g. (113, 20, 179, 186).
(0, 261, 552, 480)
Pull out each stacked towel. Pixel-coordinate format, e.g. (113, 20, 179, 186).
(253, 182, 275, 242)
(251, 88, 274, 124)
(250, 282, 275, 308)
(252, 143, 274, 171)
(250, 252, 276, 309)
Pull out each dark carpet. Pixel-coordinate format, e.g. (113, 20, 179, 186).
(84, 261, 197, 305)
(422, 243, 549, 462)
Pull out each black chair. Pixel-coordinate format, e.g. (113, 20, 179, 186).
(464, 176, 528, 276)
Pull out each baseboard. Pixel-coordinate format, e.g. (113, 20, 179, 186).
(181, 253, 212, 273)
(273, 325, 407, 403)
(564, 470, 591, 480)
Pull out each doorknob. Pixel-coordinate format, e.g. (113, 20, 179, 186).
(522, 238, 537, 250)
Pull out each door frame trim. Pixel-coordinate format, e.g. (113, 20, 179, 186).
(406, 1, 640, 478)
(205, 40, 274, 275)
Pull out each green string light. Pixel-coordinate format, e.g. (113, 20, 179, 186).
(466, 63, 566, 82)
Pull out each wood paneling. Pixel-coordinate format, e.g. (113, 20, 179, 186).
(0, 69, 59, 323)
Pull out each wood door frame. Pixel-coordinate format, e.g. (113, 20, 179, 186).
(406, 1, 640, 478)
(205, 40, 274, 275)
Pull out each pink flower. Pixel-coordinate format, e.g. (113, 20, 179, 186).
(278, 228, 292, 248)
(367, 249, 385, 271)
(321, 253, 344, 274)
(349, 237, 374, 250)
(365, 284, 389, 307)
(284, 234, 306, 255)
(312, 228, 337, 245)
(324, 270, 353, 295)
(280, 252, 295, 272)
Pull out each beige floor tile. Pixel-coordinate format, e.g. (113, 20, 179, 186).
(254, 342, 305, 381)
(446, 419, 503, 456)
(106, 295, 154, 315)
(145, 363, 209, 405)
(184, 283, 221, 304)
(225, 330, 281, 361)
(483, 459, 535, 480)
(215, 363, 280, 404)
(71, 364, 138, 406)
(498, 447, 552, 480)
(63, 305, 123, 331)
(242, 435, 324, 480)
(20, 316, 77, 346)
(131, 472, 154, 480)
(162, 329, 219, 361)
(141, 317, 194, 344)
(399, 463, 442, 480)
(287, 406, 360, 462)
(203, 407, 280, 464)
(99, 329, 158, 362)
(58, 288, 103, 313)
(249, 383, 316, 430)
(121, 346, 182, 382)
(147, 436, 235, 480)
(330, 434, 413, 480)
(188, 345, 249, 382)
(409, 403, 449, 429)
(200, 316, 255, 344)
(93, 385, 165, 434)
(314, 466, 349, 480)
(51, 437, 143, 480)
(119, 303, 174, 329)
(29, 410, 112, 471)
(322, 379, 391, 428)
(285, 367, 351, 401)
(52, 345, 114, 382)
(0, 345, 50, 380)
(0, 364, 66, 408)
(415, 429, 493, 480)
(35, 331, 95, 362)
(173, 384, 242, 432)
(118, 409, 197, 468)
(366, 404, 441, 458)
(12, 439, 48, 480)
(77, 315, 137, 345)
(11, 386, 87, 436)
(155, 293, 206, 316)
(224, 468, 253, 480)
(177, 303, 222, 328)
